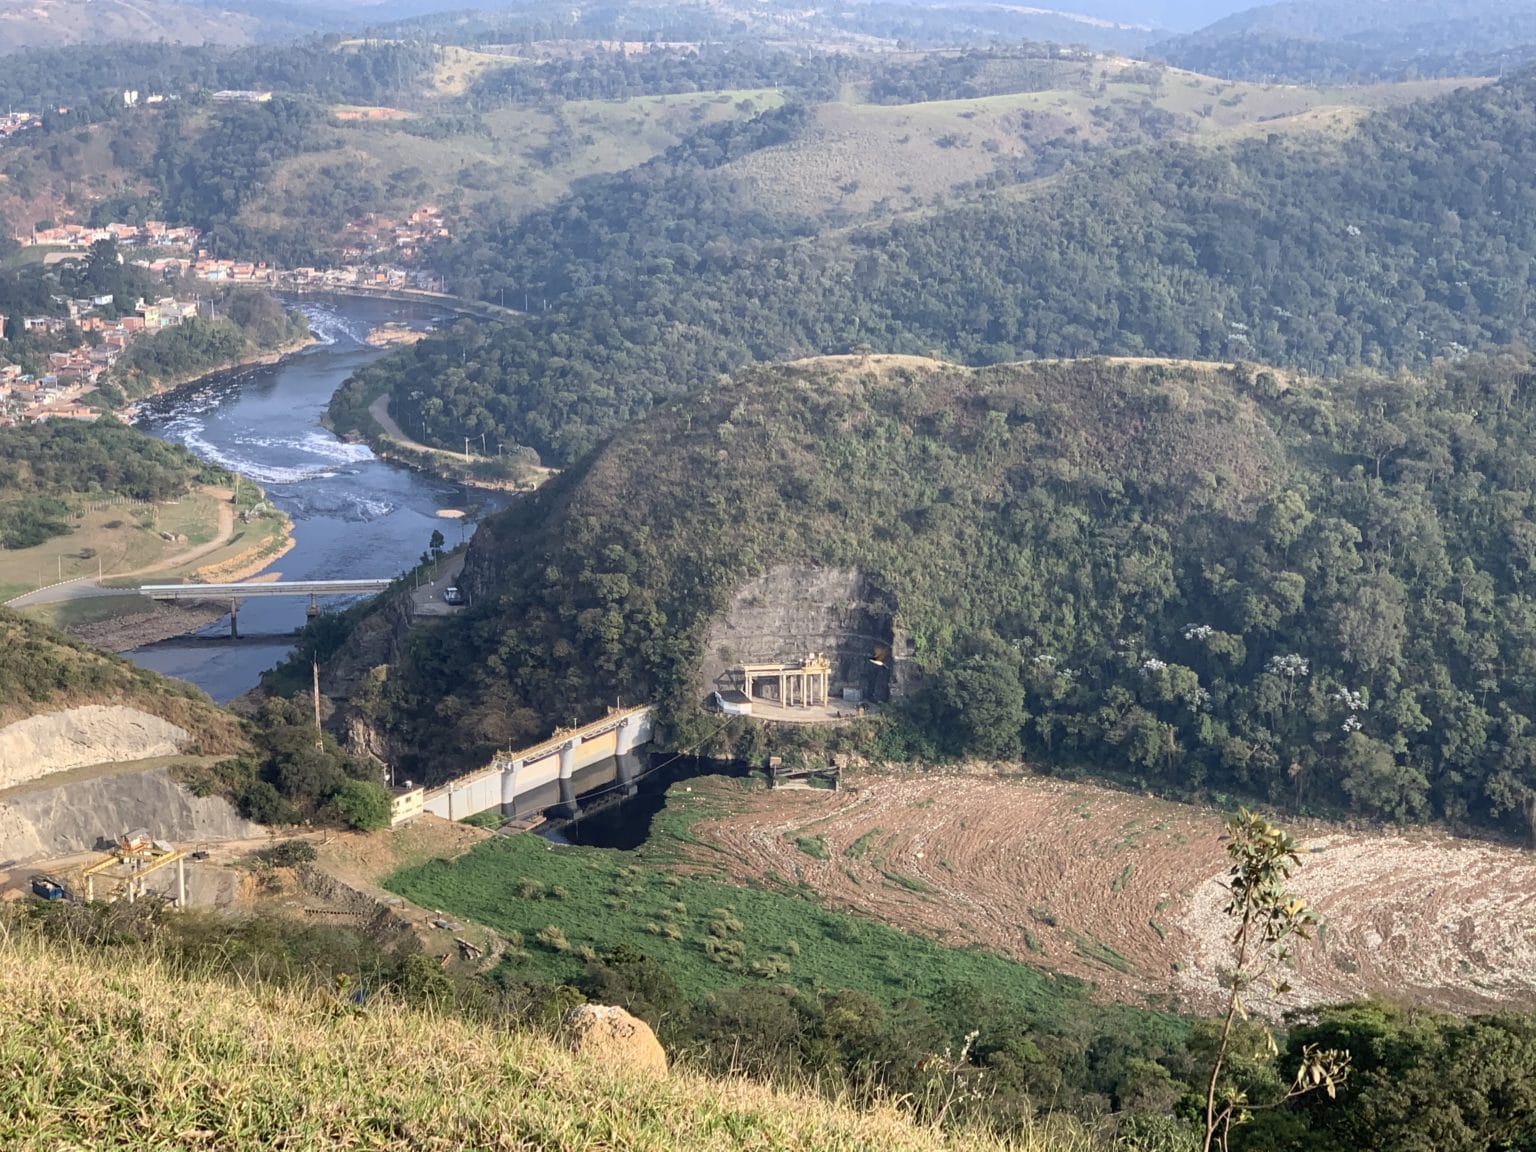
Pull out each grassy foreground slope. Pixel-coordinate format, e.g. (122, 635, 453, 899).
(0, 930, 1075, 1152)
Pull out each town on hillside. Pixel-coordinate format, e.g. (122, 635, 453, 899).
(0, 204, 457, 426)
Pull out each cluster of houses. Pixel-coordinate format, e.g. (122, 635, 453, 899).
(16, 220, 201, 250)
(340, 205, 451, 263)
(139, 255, 278, 284)
(0, 111, 39, 141)
(280, 264, 413, 290)
(0, 295, 203, 426)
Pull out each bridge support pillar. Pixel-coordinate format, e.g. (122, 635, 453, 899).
(307, 593, 320, 620)
(229, 598, 240, 639)
(556, 740, 579, 817)
(500, 759, 525, 816)
(616, 750, 640, 798)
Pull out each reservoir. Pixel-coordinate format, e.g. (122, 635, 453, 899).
(128, 295, 492, 702)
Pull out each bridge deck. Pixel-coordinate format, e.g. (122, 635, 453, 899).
(139, 579, 393, 599)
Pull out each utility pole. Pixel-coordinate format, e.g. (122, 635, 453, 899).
(312, 660, 324, 752)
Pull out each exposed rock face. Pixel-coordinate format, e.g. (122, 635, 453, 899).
(701, 564, 901, 703)
(0, 706, 190, 788)
(564, 1004, 669, 1078)
(323, 595, 414, 701)
(0, 766, 261, 863)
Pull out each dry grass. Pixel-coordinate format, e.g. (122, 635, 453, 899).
(244, 90, 784, 234)
(0, 928, 1095, 1151)
(678, 769, 1536, 1019)
(716, 68, 1483, 223)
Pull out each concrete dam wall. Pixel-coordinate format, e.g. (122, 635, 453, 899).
(421, 707, 654, 822)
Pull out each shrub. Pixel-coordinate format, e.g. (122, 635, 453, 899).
(256, 839, 317, 867)
(329, 779, 393, 831)
(236, 780, 298, 826)
(535, 925, 571, 953)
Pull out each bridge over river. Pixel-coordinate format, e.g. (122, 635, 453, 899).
(140, 579, 395, 637)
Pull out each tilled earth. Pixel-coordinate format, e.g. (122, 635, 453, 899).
(676, 770, 1536, 1016)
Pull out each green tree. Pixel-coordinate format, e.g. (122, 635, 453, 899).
(1202, 809, 1349, 1152)
(329, 779, 393, 831)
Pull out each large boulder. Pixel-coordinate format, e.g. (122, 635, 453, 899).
(564, 1004, 668, 1078)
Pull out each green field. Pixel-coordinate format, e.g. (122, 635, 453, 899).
(386, 782, 1185, 1047)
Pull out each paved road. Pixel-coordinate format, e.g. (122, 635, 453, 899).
(410, 553, 467, 617)
(4, 579, 139, 609)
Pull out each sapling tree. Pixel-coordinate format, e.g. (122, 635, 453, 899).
(1202, 808, 1350, 1152)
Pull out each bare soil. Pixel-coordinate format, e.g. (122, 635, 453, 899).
(677, 769, 1536, 1017)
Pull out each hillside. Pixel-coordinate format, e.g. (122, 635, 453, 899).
(1155, 0, 1536, 81)
(365, 350, 1536, 845)
(0, 927, 1065, 1152)
(0, 608, 243, 746)
(346, 65, 1531, 467)
(0, 0, 259, 49)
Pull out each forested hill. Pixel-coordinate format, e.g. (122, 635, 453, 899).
(344, 68, 1536, 467)
(377, 352, 1536, 843)
(1154, 0, 1536, 81)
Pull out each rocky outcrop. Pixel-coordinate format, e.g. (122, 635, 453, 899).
(323, 594, 414, 701)
(564, 1004, 668, 1078)
(701, 564, 902, 703)
(0, 766, 261, 863)
(0, 706, 190, 788)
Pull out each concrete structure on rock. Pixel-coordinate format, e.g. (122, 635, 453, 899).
(739, 655, 832, 710)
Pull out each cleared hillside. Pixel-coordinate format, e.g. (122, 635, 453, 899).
(0, 928, 1075, 1152)
(241, 89, 786, 235)
(0, 608, 242, 751)
(718, 66, 1473, 220)
(0, 0, 258, 49)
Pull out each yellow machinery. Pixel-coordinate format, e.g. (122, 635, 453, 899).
(78, 834, 191, 906)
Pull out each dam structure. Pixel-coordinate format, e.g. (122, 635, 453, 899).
(417, 706, 655, 822)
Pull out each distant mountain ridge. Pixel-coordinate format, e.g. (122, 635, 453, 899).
(1156, 0, 1536, 81)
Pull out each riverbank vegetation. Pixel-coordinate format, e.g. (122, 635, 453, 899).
(101, 295, 311, 403)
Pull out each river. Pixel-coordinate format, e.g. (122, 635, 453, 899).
(128, 295, 494, 702)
